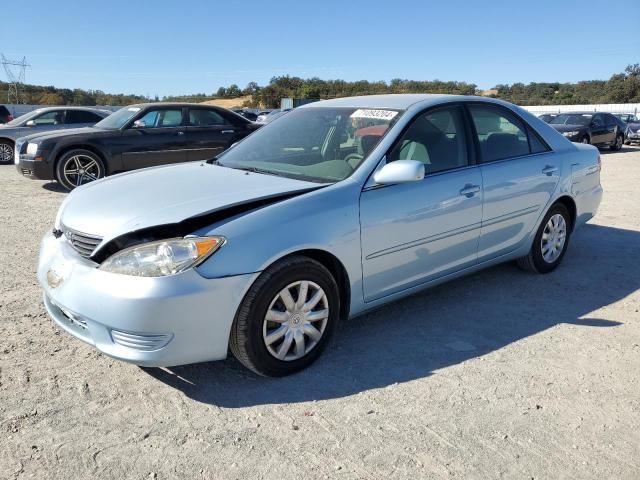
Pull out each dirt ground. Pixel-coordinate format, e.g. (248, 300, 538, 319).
(1, 147, 639, 480)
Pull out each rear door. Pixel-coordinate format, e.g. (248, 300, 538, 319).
(121, 107, 189, 170)
(468, 103, 560, 261)
(360, 105, 483, 301)
(185, 108, 237, 161)
(65, 109, 105, 128)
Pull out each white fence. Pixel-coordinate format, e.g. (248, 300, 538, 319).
(522, 103, 640, 116)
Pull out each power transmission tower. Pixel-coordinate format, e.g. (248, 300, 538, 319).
(1, 54, 30, 104)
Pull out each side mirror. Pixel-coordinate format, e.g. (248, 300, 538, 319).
(132, 119, 146, 128)
(25, 120, 36, 127)
(373, 160, 425, 185)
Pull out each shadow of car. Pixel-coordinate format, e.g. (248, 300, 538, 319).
(142, 223, 634, 407)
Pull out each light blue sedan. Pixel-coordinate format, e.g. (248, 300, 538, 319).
(38, 94, 603, 376)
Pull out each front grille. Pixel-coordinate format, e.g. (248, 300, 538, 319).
(62, 227, 103, 259)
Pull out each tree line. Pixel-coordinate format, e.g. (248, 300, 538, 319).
(2, 65, 638, 108)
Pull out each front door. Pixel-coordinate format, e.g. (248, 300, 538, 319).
(360, 106, 483, 301)
(590, 114, 608, 144)
(121, 107, 188, 170)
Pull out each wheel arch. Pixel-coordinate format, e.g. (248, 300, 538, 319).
(553, 195, 577, 232)
(0, 136, 15, 146)
(54, 144, 109, 174)
(269, 249, 351, 321)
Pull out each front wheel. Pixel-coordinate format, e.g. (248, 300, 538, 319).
(55, 149, 105, 191)
(517, 203, 571, 274)
(229, 256, 340, 376)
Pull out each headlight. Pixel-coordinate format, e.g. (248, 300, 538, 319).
(562, 131, 579, 137)
(99, 236, 225, 277)
(26, 143, 39, 156)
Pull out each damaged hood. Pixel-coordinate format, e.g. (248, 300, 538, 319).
(58, 162, 320, 243)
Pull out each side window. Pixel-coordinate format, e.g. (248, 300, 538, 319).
(591, 115, 604, 128)
(388, 106, 468, 175)
(469, 105, 530, 162)
(527, 126, 550, 154)
(604, 114, 616, 126)
(188, 109, 228, 127)
(135, 109, 183, 128)
(65, 110, 103, 124)
(33, 110, 65, 125)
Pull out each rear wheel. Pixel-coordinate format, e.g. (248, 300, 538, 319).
(55, 149, 105, 191)
(517, 203, 571, 274)
(0, 140, 14, 164)
(610, 134, 623, 151)
(229, 256, 340, 376)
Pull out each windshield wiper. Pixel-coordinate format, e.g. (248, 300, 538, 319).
(232, 166, 280, 176)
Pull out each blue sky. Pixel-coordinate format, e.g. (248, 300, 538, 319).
(2, 0, 638, 97)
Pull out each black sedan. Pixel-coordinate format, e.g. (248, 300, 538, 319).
(15, 103, 260, 190)
(549, 112, 625, 150)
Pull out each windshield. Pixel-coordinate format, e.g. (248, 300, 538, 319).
(94, 106, 142, 129)
(217, 107, 402, 183)
(5, 109, 41, 126)
(550, 114, 591, 126)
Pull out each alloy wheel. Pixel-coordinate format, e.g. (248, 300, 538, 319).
(541, 213, 567, 263)
(262, 280, 329, 361)
(0, 142, 13, 163)
(63, 154, 101, 187)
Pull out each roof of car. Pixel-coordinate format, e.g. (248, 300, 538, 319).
(129, 102, 222, 109)
(299, 94, 521, 110)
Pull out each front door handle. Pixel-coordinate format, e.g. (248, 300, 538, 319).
(221, 130, 235, 134)
(542, 165, 558, 176)
(459, 184, 481, 197)
(176, 131, 185, 136)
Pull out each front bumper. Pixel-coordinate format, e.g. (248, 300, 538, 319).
(16, 156, 55, 180)
(38, 232, 259, 367)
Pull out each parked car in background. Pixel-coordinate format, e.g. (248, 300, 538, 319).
(0, 107, 110, 164)
(232, 109, 258, 121)
(549, 112, 624, 150)
(0, 105, 13, 124)
(623, 117, 640, 145)
(37, 94, 602, 376)
(16, 103, 260, 189)
(538, 113, 559, 123)
(256, 108, 291, 124)
(613, 113, 640, 144)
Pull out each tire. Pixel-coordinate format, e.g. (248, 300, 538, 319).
(610, 134, 623, 151)
(229, 255, 340, 377)
(581, 136, 590, 145)
(55, 149, 105, 191)
(0, 139, 14, 164)
(517, 203, 571, 274)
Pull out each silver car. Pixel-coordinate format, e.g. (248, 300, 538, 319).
(0, 107, 110, 163)
(38, 94, 603, 376)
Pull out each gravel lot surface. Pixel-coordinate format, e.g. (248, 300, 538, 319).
(1, 148, 639, 480)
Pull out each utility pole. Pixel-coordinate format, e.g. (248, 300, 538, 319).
(1, 54, 30, 104)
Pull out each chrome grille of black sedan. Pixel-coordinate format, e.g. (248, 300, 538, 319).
(62, 227, 103, 259)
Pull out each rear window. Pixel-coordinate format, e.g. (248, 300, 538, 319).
(0, 106, 10, 115)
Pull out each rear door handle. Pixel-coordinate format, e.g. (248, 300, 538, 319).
(176, 131, 185, 136)
(459, 184, 481, 197)
(542, 165, 558, 175)
(221, 130, 235, 134)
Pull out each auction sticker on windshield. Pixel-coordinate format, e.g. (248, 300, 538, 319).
(350, 109, 398, 120)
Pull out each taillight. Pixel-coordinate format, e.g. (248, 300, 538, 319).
(7, 115, 13, 122)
